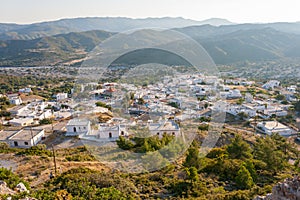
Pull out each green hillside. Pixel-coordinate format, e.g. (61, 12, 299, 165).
(0, 30, 113, 66)
(1, 26, 300, 66)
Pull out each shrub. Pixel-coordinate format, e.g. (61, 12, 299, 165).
(0, 167, 29, 189)
(17, 144, 52, 157)
(39, 118, 52, 125)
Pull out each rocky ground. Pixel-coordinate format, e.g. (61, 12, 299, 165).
(255, 176, 300, 200)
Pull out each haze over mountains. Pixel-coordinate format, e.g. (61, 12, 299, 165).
(1, 17, 300, 66)
(0, 17, 234, 40)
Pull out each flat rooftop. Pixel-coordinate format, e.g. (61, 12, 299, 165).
(9, 129, 43, 141)
(149, 121, 179, 131)
(260, 121, 290, 130)
(0, 130, 18, 141)
(67, 119, 90, 126)
(99, 125, 119, 131)
(9, 105, 26, 112)
(9, 118, 33, 124)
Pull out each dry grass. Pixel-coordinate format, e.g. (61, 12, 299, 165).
(1, 150, 109, 188)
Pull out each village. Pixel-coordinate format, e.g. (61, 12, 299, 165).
(0, 72, 299, 149)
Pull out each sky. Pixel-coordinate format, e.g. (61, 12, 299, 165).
(1, 0, 300, 24)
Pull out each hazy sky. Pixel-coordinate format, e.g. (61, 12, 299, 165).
(1, 0, 300, 24)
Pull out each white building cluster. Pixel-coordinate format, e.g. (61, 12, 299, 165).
(8, 100, 52, 126)
(1, 71, 298, 146)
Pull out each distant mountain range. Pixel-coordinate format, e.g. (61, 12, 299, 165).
(1, 17, 300, 66)
(0, 17, 234, 40)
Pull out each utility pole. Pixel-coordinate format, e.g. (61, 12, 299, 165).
(52, 144, 57, 175)
(51, 120, 54, 134)
(51, 108, 54, 134)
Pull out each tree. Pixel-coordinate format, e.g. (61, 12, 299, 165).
(198, 124, 209, 131)
(235, 165, 254, 189)
(206, 147, 228, 159)
(226, 135, 252, 160)
(237, 112, 248, 120)
(0, 142, 9, 150)
(294, 100, 300, 112)
(95, 187, 127, 200)
(130, 92, 134, 100)
(116, 136, 134, 150)
(0, 167, 29, 189)
(186, 167, 199, 183)
(55, 190, 73, 200)
(270, 133, 290, 155)
(138, 98, 145, 105)
(0, 111, 11, 117)
(39, 118, 52, 125)
(275, 94, 286, 101)
(253, 136, 286, 173)
(244, 160, 257, 182)
(95, 101, 111, 110)
(199, 116, 211, 122)
(236, 98, 245, 105)
(184, 141, 201, 169)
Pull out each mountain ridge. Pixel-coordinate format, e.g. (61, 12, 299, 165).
(1, 25, 300, 66)
(0, 17, 235, 40)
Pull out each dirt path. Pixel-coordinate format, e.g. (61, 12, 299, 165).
(0, 154, 18, 171)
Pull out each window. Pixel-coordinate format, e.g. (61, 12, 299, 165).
(121, 131, 124, 136)
(83, 127, 86, 130)
(14, 141, 18, 147)
(73, 127, 77, 132)
(157, 132, 160, 136)
(172, 132, 175, 136)
(109, 132, 112, 138)
(24, 142, 29, 145)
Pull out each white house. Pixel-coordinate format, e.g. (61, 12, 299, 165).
(245, 93, 253, 103)
(241, 81, 254, 86)
(168, 98, 182, 108)
(134, 91, 144, 99)
(97, 124, 128, 140)
(66, 119, 91, 136)
(192, 78, 203, 85)
(8, 128, 45, 148)
(227, 89, 242, 99)
(287, 85, 297, 93)
(148, 120, 180, 137)
(35, 109, 53, 120)
(56, 93, 68, 101)
(262, 80, 280, 90)
(8, 95, 22, 106)
(225, 79, 240, 85)
(195, 86, 208, 97)
(27, 100, 45, 111)
(9, 106, 27, 115)
(241, 105, 257, 118)
(19, 88, 32, 94)
(220, 89, 242, 99)
(0, 130, 17, 145)
(9, 118, 34, 127)
(263, 107, 288, 118)
(257, 121, 295, 136)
